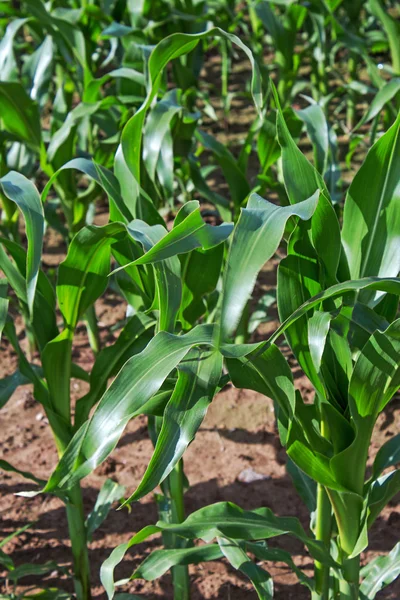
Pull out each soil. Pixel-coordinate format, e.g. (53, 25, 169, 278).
(1, 47, 400, 600)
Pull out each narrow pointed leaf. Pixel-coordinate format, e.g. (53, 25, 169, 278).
(341, 113, 400, 297)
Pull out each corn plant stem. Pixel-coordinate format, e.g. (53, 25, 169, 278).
(168, 460, 191, 600)
(339, 556, 360, 600)
(221, 38, 229, 114)
(66, 484, 92, 600)
(313, 484, 331, 600)
(317, 59, 328, 100)
(346, 53, 357, 130)
(150, 414, 190, 599)
(313, 417, 332, 600)
(52, 333, 91, 600)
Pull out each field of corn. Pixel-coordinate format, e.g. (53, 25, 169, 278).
(1, 1, 400, 599)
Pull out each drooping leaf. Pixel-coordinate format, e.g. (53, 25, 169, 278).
(124, 349, 222, 504)
(111, 202, 233, 273)
(0, 171, 44, 313)
(220, 190, 319, 341)
(29, 325, 217, 495)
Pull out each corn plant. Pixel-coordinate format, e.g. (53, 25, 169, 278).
(76, 89, 399, 599)
(0, 25, 264, 600)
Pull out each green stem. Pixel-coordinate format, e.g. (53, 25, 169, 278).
(313, 419, 332, 600)
(168, 461, 190, 600)
(66, 485, 92, 600)
(313, 484, 331, 600)
(339, 555, 360, 600)
(151, 415, 190, 599)
(346, 53, 357, 130)
(221, 39, 229, 114)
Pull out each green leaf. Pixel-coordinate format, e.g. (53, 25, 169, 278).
(112, 202, 232, 273)
(220, 190, 319, 340)
(266, 277, 400, 349)
(367, 470, 400, 527)
(42, 158, 133, 224)
(297, 98, 329, 174)
(195, 129, 250, 211)
(132, 544, 223, 582)
(0, 369, 30, 409)
(218, 537, 273, 599)
(372, 434, 400, 479)
(180, 244, 224, 328)
(143, 89, 182, 183)
(245, 541, 315, 591)
(115, 220, 181, 333)
(32, 325, 217, 495)
(341, 113, 400, 300)
(224, 343, 295, 444)
(155, 501, 336, 566)
(360, 542, 400, 598)
(119, 27, 262, 201)
(286, 458, 317, 513)
(0, 82, 41, 150)
(0, 237, 58, 349)
(6, 561, 63, 582)
(100, 525, 160, 600)
(308, 310, 333, 374)
(356, 79, 400, 129)
(329, 319, 400, 494)
(0, 172, 44, 314)
(272, 82, 328, 203)
(75, 313, 155, 426)
(0, 18, 28, 80)
(57, 223, 126, 331)
(0, 459, 45, 487)
(368, 0, 400, 74)
(86, 479, 125, 542)
(124, 349, 222, 504)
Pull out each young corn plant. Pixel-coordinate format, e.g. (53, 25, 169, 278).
(88, 90, 400, 598)
(0, 26, 263, 600)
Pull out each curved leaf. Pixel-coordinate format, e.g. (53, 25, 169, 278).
(220, 190, 319, 340)
(360, 542, 400, 598)
(124, 349, 222, 504)
(341, 113, 400, 300)
(0, 82, 41, 150)
(0, 171, 44, 313)
(30, 325, 217, 495)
